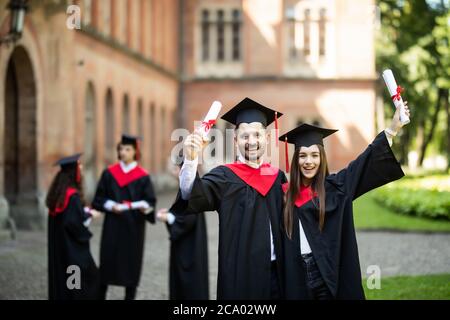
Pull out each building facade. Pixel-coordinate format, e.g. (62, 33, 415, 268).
(181, 0, 378, 172)
(0, 0, 179, 229)
(0, 0, 377, 230)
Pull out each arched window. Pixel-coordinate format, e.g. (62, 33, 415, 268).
(84, 82, 97, 199)
(105, 88, 115, 164)
(122, 94, 130, 134)
(150, 103, 156, 171)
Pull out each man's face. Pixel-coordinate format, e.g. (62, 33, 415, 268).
(119, 144, 136, 163)
(235, 122, 268, 162)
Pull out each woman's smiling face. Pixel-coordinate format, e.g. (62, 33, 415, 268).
(298, 144, 321, 184)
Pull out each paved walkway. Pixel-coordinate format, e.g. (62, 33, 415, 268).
(1, 190, 449, 299)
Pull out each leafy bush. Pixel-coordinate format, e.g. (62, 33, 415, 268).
(372, 175, 450, 220)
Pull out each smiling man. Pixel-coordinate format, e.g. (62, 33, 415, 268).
(175, 97, 287, 300)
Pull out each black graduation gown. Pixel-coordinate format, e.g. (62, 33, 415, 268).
(48, 189, 99, 300)
(174, 163, 287, 300)
(92, 164, 157, 287)
(283, 131, 405, 300)
(166, 200, 209, 300)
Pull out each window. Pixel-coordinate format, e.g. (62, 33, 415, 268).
(199, 7, 242, 63)
(83, 0, 92, 26)
(103, 0, 112, 36)
(149, 103, 156, 171)
(137, 99, 144, 162)
(201, 10, 210, 61)
(121, 0, 128, 44)
(122, 94, 130, 134)
(286, 6, 329, 63)
(231, 9, 241, 61)
(286, 6, 297, 59)
(217, 10, 225, 61)
(137, 99, 144, 138)
(105, 89, 115, 164)
(135, 0, 142, 51)
(303, 9, 311, 56)
(319, 9, 326, 56)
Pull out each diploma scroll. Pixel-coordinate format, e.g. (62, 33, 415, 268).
(382, 69, 410, 125)
(195, 101, 222, 139)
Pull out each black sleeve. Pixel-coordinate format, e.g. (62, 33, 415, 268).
(174, 165, 228, 214)
(328, 131, 405, 200)
(92, 170, 109, 212)
(63, 195, 92, 244)
(167, 213, 198, 242)
(142, 175, 157, 224)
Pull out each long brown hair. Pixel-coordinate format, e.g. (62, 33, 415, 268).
(283, 144, 329, 239)
(46, 164, 85, 212)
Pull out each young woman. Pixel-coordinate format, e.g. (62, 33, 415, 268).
(280, 103, 410, 300)
(46, 153, 101, 300)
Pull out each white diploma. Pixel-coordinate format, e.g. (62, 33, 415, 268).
(195, 101, 222, 139)
(131, 201, 153, 212)
(382, 69, 410, 125)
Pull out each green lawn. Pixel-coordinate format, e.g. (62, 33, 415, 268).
(363, 274, 450, 300)
(353, 192, 450, 232)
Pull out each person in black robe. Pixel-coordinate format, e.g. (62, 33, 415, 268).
(47, 153, 101, 300)
(92, 134, 157, 300)
(174, 98, 287, 300)
(156, 162, 209, 300)
(279, 102, 410, 300)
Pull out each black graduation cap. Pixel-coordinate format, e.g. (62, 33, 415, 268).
(121, 134, 141, 146)
(279, 123, 338, 172)
(53, 153, 82, 168)
(279, 123, 338, 148)
(221, 97, 283, 127)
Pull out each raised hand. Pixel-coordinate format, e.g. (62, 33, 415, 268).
(389, 100, 411, 134)
(183, 132, 208, 161)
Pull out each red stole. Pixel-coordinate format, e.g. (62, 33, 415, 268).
(224, 162, 279, 196)
(108, 163, 149, 187)
(282, 182, 317, 208)
(49, 187, 78, 217)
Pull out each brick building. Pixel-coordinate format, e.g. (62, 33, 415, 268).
(180, 0, 379, 172)
(0, 0, 378, 230)
(0, 0, 179, 229)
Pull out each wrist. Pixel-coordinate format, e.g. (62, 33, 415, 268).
(385, 127, 398, 137)
(183, 155, 199, 164)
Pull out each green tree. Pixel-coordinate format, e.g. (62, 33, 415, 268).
(376, 0, 449, 168)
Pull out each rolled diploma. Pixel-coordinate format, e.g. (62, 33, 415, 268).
(382, 69, 410, 125)
(195, 101, 222, 139)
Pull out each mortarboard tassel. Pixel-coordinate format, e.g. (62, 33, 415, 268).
(275, 111, 279, 147)
(284, 136, 290, 173)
